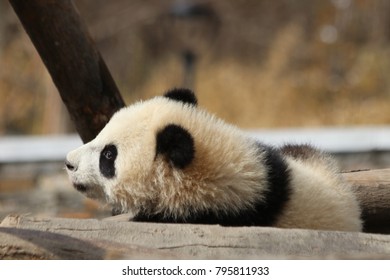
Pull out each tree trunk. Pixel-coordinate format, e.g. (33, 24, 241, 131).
(9, 0, 125, 143)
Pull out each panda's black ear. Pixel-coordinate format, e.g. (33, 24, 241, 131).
(164, 88, 197, 106)
(156, 124, 195, 169)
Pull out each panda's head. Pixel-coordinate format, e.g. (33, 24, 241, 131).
(65, 89, 200, 211)
(66, 88, 263, 217)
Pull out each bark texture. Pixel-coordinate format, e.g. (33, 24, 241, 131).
(9, 0, 125, 143)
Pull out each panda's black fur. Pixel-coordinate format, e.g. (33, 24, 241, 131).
(164, 88, 198, 106)
(66, 88, 363, 231)
(99, 144, 118, 178)
(156, 124, 195, 169)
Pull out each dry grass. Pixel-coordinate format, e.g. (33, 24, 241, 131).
(134, 23, 390, 129)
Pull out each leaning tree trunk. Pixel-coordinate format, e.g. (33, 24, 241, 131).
(9, 0, 125, 143)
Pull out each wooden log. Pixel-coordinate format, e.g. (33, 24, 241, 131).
(1, 215, 390, 260)
(9, 0, 125, 143)
(343, 169, 390, 234)
(0, 224, 186, 260)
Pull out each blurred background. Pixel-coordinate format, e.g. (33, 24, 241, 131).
(1, 0, 390, 219)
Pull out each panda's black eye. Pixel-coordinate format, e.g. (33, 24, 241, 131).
(103, 150, 113, 160)
(100, 144, 117, 179)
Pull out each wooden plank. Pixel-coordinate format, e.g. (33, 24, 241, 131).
(9, 0, 125, 143)
(1, 215, 389, 259)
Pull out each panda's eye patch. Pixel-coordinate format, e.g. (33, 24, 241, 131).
(100, 144, 117, 179)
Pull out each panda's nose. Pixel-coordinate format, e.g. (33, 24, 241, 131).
(65, 160, 76, 171)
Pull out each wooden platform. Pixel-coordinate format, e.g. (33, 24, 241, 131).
(0, 214, 389, 260)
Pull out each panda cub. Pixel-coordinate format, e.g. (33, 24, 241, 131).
(65, 88, 362, 231)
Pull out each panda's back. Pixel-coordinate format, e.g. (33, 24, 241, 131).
(274, 144, 362, 231)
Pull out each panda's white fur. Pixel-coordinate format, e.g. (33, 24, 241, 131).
(66, 89, 362, 231)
